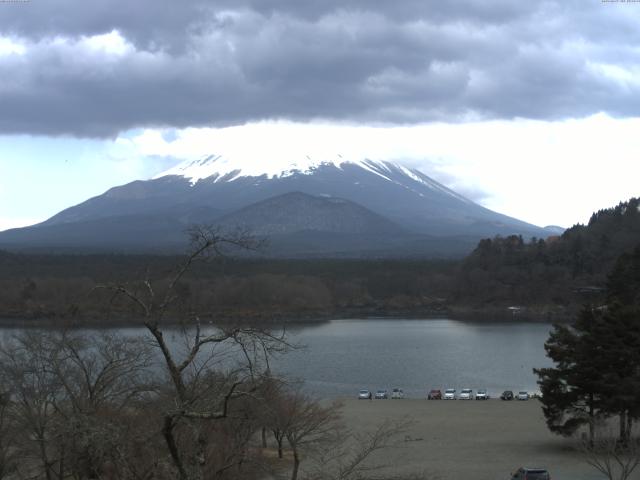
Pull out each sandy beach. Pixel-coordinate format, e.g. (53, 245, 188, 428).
(338, 398, 613, 480)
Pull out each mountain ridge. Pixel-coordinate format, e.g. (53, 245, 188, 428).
(0, 156, 548, 257)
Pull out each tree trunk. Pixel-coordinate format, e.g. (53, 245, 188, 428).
(37, 435, 53, 480)
(261, 427, 267, 448)
(273, 430, 284, 459)
(588, 395, 595, 447)
(58, 442, 65, 480)
(162, 415, 189, 480)
(619, 410, 628, 445)
(277, 437, 283, 459)
(291, 448, 300, 480)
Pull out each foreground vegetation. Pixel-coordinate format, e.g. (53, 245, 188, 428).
(0, 330, 419, 480)
(0, 229, 418, 480)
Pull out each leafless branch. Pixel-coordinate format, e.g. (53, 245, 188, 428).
(579, 430, 640, 480)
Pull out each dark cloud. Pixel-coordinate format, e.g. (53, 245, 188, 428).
(0, 0, 639, 137)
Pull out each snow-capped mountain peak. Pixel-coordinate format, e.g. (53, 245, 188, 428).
(154, 154, 466, 204)
(0, 151, 547, 255)
(157, 153, 412, 184)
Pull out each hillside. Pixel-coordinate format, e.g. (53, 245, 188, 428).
(454, 197, 640, 311)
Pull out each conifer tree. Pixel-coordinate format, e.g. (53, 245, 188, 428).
(599, 246, 640, 443)
(536, 245, 640, 444)
(535, 307, 607, 443)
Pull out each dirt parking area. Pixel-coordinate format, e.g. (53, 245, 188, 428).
(339, 398, 616, 480)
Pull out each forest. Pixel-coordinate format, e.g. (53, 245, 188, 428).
(0, 198, 639, 326)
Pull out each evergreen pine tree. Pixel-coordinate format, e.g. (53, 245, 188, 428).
(599, 245, 640, 443)
(536, 244, 640, 443)
(535, 307, 608, 443)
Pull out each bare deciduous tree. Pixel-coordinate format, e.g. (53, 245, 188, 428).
(579, 429, 640, 480)
(0, 332, 65, 480)
(98, 225, 288, 480)
(0, 388, 17, 479)
(306, 417, 413, 480)
(260, 382, 417, 480)
(265, 389, 341, 480)
(0, 330, 155, 480)
(50, 333, 155, 480)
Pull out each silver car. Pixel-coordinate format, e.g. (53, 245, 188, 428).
(444, 388, 456, 400)
(358, 389, 371, 400)
(459, 388, 473, 400)
(475, 389, 489, 400)
(517, 391, 529, 401)
(391, 388, 405, 399)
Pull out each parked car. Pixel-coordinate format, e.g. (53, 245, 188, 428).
(358, 389, 371, 400)
(444, 388, 456, 400)
(375, 389, 388, 399)
(459, 388, 473, 400)
(427, 389, 442, 400)
(510, 467, 550, 479)
(391, 388, 405, 399)
(517, 391, 530, 401)
(501, 390, 514, 400)
(475, 389, 489, 400)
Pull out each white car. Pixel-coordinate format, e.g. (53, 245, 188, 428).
(444, 388, 456, 400)
(391, 388, 405, 399)
(517, 391, 530, 401)
(358, 389, 371, 400)
(459, 388, 473, 400)
(475, 389, 489, 400)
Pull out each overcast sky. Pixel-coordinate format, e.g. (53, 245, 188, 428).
(1, 0, 639, 231)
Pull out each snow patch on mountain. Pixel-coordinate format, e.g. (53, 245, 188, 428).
(155, 153, 473, 204)
(156, 154, 399, 184)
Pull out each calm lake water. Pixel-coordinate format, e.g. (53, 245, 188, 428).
(272, 318, 553, 398)
(1, 318, 553, 399)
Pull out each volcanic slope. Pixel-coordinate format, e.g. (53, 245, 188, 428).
(0, 155, 546, 256)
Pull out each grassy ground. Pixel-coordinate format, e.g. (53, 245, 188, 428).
(338, 398, 611, 480)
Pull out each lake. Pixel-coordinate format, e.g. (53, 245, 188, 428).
(0, 318, 554, 399)
(272, 318, 553, 398)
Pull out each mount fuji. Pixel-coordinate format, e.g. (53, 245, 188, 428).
(0, 155, 547, 257)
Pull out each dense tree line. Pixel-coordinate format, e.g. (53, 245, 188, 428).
(455, 197, 640, 311)
(0, 255, 455, 325)
(1, 198, 639, 325)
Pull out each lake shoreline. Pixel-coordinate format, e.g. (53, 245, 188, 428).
(0, 303, 573, 329)
(0, 318, 554, 398)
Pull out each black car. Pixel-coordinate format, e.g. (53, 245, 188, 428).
(501, 390, 514, 400)
(510, 467, 550, 480)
